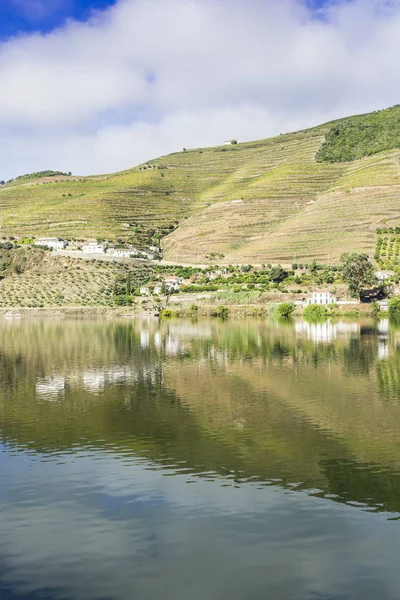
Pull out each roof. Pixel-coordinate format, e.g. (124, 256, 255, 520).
(312, 289, 334, 294)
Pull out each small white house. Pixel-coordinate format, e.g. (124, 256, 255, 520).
(376, 271, 393, 281)
(82, 242, 106, 254)
(149, 245, 161, 254)
(164, 276, 182, 292)
(35, 237, 67, 250)
(107, 248, 133, 258)
(139, 286, 151, 296)
(308, 290, 337, 305)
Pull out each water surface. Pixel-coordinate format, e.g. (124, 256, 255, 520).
(1, 317, 400, 600)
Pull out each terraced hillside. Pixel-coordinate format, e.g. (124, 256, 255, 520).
(2, 105, 400, 264)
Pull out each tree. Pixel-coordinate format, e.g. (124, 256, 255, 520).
(340, 252, 376, 298)
(389, 297, 400, 318)
(309, 259, 318, 274)
(276, 302, 295, 318)
(231, 139, 238, 145)
(0, 181, 4, 186)
(269, 265, 288, 283)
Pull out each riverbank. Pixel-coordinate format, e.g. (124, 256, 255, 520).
(0, 300, 385, 319)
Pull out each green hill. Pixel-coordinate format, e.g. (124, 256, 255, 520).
(2, 105, 400, 264)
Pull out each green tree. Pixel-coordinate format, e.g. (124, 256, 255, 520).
(340, 252, 376, 298)
(276, 302, 295, 318)
(269, 265, 288, 283)
(389, 297, 400, 318)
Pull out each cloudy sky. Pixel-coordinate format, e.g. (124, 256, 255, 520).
(1, 0, 400, 179)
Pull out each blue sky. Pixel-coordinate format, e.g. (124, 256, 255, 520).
(1, 0, 116, 38)
(0, 0, 399, 179)
(1, 0, 336, 38)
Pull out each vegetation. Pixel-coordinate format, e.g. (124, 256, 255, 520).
(340, 253, 376, 298)
(0, 246, 155, 308)
(212, 305, 229, 319)
(276, 302, 295, 318)
(389, 298, 400, 319)
(303, 304, 328, 319)
(317, 105, 400, 163)
(7, 170, 71, 184)
(2, 106, 400, 263)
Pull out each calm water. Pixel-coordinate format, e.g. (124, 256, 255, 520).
(1, 317, 400, 600)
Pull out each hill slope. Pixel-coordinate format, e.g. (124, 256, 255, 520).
(2, 105, 400, 264)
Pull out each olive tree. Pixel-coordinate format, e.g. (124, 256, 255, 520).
(340, 253, 376, 298)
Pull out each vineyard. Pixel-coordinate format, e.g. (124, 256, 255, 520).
(2, 105, 400, 264)
(375, 228, 400, 269)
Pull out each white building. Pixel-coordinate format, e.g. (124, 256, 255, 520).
(139, 286, 151, 296)
(35, 237, 67, 250)
(107, 248, 133, 258)
(307, 290, 337, 305)
(376, 271, 393, 281)
(164, 276, 182, 292)
(149, 245, 161, 254)
(82, 242, 106, 254)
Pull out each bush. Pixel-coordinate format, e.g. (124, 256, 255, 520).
(389, 297, 400, 318)
(212, 305, 229, 318)
(160, 309, 174, 318)
(114, 294, 130, 306)
(303, 304, 328, 319)
(276, 302, 295, 318)
(269, 265, 288, 283)
(370, 301, 381, 317)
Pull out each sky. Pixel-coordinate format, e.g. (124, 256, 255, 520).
(1, 0, 400, 179)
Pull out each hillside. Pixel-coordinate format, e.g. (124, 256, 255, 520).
(2, 105, 400, 264)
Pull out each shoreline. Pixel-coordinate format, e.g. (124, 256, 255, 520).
(0, 302, 383, 319)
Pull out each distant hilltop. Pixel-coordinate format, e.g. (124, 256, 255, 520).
(1, 105, 400, 264)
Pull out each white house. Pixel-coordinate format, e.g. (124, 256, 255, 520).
(35, 237, 67, 250)
(149, 245, 161, 254)
(307, 290, 337, 305)
(139, 286, 151, 296)
(375, 271, 393, 281)
(107, 248, 133, 258)
(164, 276, 182, 292)
(82, 242, 106, 254)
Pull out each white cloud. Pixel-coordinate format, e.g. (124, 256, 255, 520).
(1, 0, 400, 178)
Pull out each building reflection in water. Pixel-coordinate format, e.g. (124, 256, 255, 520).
(295, 320, 359, 344)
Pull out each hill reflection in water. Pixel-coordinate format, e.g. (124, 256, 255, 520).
(2, 317, 400, 600)
(0, 317, 400, 512)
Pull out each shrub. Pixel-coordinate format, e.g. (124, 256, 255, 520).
(160, 309, 173, 318)
(212, 305, 229, 318)
(370, 301, 381, 317)
(303, 304, 328, 319)
(276, 302, 295, 318)
(389, 297, 400, 318)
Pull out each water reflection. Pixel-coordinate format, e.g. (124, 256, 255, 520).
(295, 318, 359, 343)
(1, 317, 400, 599)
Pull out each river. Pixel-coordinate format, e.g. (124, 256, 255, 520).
(0, 316, 399, 600)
